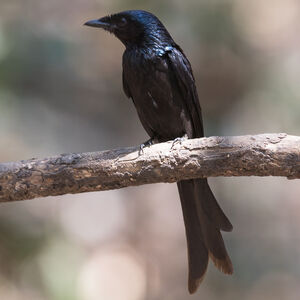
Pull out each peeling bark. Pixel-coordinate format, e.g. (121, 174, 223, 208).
(0, 133, 299, 202)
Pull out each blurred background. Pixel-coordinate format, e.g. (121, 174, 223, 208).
(0, 0, 300, 299)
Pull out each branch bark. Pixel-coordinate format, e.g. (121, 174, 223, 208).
(0, 133, 299, 202)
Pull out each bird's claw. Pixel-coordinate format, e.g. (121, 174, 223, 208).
(139, 138, 155, 155)
(171, 134, 188, 149)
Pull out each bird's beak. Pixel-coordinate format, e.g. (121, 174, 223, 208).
(84, 17, 111, 30)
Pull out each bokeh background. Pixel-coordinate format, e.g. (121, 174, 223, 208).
(1, 0, 300, 299)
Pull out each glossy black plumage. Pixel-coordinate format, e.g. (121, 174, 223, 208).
(85, 10, 233, 293)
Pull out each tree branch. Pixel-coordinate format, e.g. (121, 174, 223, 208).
(0, 133, 299, 202)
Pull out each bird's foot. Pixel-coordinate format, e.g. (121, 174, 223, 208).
(139, 138, 155, 155)
(171, 134, 188, 149)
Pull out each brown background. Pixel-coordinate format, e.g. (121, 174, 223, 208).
(0, 0, 300, 299)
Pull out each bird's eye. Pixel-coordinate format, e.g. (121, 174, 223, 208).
(118, 17, 127, 27)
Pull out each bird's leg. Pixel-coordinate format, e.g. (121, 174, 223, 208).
(171, 134, 188, 149)
(139, 137, 156, 155)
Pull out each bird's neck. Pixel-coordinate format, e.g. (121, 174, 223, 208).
(126, 33, 174, 53)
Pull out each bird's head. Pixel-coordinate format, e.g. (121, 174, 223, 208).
(84, 10, 173, 48)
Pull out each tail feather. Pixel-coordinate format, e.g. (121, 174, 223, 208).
(177, 178, 233, 293)
(209, 252, 233, 275)
(195, 178, 233, 232)
(200, 210, 233, 274)
(177, 180, 209, 294)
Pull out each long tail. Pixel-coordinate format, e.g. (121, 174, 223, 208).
(177, 178, 233, 294)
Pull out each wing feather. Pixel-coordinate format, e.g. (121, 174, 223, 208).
(166, 46, 204, 138)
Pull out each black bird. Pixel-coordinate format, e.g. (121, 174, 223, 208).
(85, 10, 233, 293)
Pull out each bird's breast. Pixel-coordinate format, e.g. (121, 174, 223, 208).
(123, 49, 191, 140)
